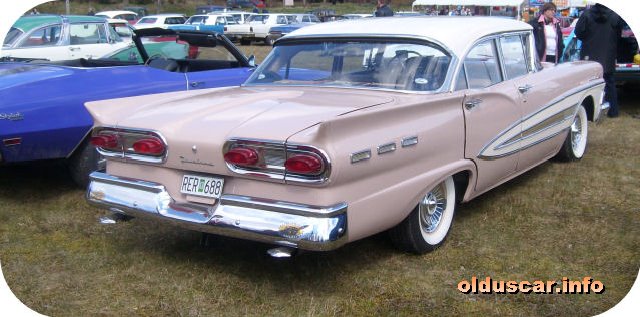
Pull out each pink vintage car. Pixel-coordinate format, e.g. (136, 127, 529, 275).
(85, 17, 608, 256)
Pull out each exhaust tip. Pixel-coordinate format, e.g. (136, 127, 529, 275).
(267, 247, 296, 258)
(99, 212, 133, 224)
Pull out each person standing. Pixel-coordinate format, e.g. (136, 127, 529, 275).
(375, 0, 394, 17)
(529, 2, 564, 64)
(575, 3, 623, 118)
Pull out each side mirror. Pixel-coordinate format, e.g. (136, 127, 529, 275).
(248, 55, 256, 67)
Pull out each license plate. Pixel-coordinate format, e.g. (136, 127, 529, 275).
(180, 174, 224, 199)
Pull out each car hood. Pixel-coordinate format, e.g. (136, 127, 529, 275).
(86, 86, 394, 170)
(0, 63, 74, 90)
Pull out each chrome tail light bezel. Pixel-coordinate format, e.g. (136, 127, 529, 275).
(222, 138, 331, 186)
(91, 126, 168, 164)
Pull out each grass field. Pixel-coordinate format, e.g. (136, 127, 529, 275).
(1, 42, 640, 315)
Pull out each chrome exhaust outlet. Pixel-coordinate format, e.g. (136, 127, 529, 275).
(99, 211, 133, 224)
(267, 247, 297, 258)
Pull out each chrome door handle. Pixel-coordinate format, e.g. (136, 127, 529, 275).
(518, 84, 533, 94)
(68, 46, 80, 51)
(464, 98, 483, 110)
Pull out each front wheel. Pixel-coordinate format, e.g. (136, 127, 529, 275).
(554, 105, 588, 162)
(389, 176, 456, 254)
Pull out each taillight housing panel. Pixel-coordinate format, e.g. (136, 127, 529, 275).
(223, 138, 331, 185)
(91, 127, 168, 164)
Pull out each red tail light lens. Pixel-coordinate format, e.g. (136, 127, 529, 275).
(90, 134, 118, 149)
(224, 147, 259, 166)
(132, 138, 165, 155)
(285, 154, 322, 175)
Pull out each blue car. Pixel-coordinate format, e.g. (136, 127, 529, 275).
(0, 27, 255, 186)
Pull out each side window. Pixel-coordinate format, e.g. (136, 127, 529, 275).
(216, 17, 225, 25)
(499, 35, 528, 79)
(277, 16, 287, 24)
(463, 39, 502, 89)
(455, 65, 468, 91)
(19, 24, 62, 47)
(69, 23, 107, 45)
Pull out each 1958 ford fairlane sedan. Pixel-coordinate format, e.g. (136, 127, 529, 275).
(85, 17, 608, 255)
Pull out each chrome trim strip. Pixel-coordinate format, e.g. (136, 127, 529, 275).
(87, 172, 348, 251)
(377, 142, 397, 155)
(350, 149, 371, 164)
(401, 136, 419, 147)
(477, 81, 604, 160)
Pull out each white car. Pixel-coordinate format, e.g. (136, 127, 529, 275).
(107, 18, 133, 43)
(183, 14, 253, 42)
(289, 14, 321, 23)
(226, 11, 255, 24)
(245, 13, 294, 45)
(133, 14, 187, 30)
(95, 10, 139, 24)
(2, 15, 129, 61)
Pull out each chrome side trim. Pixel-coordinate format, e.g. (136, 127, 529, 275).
(477, 82, 603, 160)
(86, 172, 348, 251)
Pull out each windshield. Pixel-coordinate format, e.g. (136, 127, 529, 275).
(245, 40, 451, 92)
(3, 27, 23, 46)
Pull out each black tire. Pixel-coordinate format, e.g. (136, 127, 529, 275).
(264, 37, 273, 46)
(389, 176, 456, 254)
(554, 105, 588, 162)
(67, 138, 104, 187)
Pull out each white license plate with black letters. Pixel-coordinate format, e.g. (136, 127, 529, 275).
(180, 174, 224, 199)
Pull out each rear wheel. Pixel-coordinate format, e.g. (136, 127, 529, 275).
(68, 138, 104, 187)
(264, 36, 274, 46)
(554, 105, 588, 162)
(389, 176, 456, 254)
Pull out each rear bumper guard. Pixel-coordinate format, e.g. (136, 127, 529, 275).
(86, 172, 348, 251)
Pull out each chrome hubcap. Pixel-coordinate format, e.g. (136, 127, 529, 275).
(571, 116, 582, 151)
(419, 183, 447, 233)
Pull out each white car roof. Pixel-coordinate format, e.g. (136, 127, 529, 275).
(140, 14, 185, 18)
(96, 10, 138, 17)
(286, 16, 532, 58)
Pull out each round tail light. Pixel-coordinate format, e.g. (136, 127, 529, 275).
(224, 147, 259, 166)
(285, 154, 322, 175)
(90, 134, 119, 149)
(132, 138, 165, 155)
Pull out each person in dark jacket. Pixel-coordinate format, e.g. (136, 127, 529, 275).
(575, 3, 623, 118)
(375, 0, 394, 17)
(529, 2, 564, 64)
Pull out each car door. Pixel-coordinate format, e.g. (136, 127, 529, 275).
(501, 34, 575, 171)
(184, 43, 252, 90)
(459, 38, 522, 194)
(9, 24, 70, 60)
(68, 22, 126, 59)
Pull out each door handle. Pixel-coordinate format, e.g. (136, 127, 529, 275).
(518, 84, 533, 94)
(464, 98, 483, 110)
(190, 81, 204, 88)
(68, 46, 80, 51)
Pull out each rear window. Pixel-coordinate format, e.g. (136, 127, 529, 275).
(137, 17, 157, 24)
(3, 27, 23, 46)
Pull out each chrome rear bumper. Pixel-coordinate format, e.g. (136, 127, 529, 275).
(597, 101, 610, 123)
(86, 172, 348, 251)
